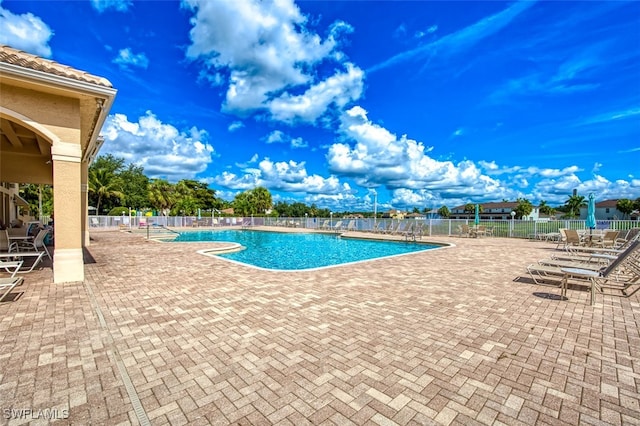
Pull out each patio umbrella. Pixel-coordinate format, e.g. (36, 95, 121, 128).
(586, 193, 596, 236)
(474, 204, 480, 226)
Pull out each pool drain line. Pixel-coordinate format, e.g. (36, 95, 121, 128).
(84, 279, 151, 426)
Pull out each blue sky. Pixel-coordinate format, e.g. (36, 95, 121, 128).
(2, 0, 639, 212)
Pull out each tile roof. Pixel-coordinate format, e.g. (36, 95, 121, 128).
(595, 199, 619, 208)
(0, 44, 112, 88)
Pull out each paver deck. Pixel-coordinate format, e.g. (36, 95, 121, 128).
(0, 229, 638, 425)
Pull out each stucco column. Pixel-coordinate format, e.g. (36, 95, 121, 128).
(52, 141, 84, 283)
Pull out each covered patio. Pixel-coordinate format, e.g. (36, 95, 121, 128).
(0, 44, 116, 283)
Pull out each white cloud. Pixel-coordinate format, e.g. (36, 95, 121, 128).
(183, 0, 361, 123)
(531, 174, 640, 204)
(90, 0, 132, 13)
(0, 3, 53, 57)
(369, 0, 536, 73)
(267, 63, 364, 124)
(327, 106, 508, 199)
(228, 121, 244, 132)
(113, 48, 149, 70)
(212, 157, 345, 195)
(100, 111, 214, 181)
(265, 130, 308, 149)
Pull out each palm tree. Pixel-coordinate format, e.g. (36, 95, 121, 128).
(616, 199, 634, 219)
(88, 168, 124, 214)
(250, 186, 272, 215)
(565, 194, 586, 218)
(148, 179, 175, 215)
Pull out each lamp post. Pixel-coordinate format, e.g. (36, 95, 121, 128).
(372, 189, 377, 230)
(304, 213, 308, 228)
(330, 211, 333, 229)
(510, 210, 516, 237)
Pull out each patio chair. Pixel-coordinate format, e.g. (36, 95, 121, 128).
(0, 230, 18, 253)
(555, 228, 568, 249)
(0, 276, 24, 302)
(527, 241, 640, 305)
(615, 228, 639, 248)
(13, 229, 51, 260)
(332, 220, 343, 232)
(562, 229, 584, 250)
(458, 224, 473, 238)
(597, 230, 620, 248)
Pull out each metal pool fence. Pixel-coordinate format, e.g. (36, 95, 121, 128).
(88, 215, 640, 240)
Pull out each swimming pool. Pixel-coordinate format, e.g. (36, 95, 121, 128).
(172, 230, 443, 271)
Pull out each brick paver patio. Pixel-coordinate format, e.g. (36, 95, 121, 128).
(0, 229, 638, 425)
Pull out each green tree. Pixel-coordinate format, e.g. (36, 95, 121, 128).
(88, 168, 124, 215)
(564, 194, 586, 218)
(177, 180, 217, 211)
(437, 205, 450, 218)
(634, 198, 640, 211)
(148, 179, 175, 215)
(232, 191, 252, 216)
(91, 154, 125, 175)
(616, 199, 634, 219)
(538, 200, 555, 216)
(19, 184, 53, 218)
(119, 163, 149, 209)
(514, 198, 533, 219)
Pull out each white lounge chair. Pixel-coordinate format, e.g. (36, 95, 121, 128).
(0, 276, 24, 302)
(0, 252, 46, 274)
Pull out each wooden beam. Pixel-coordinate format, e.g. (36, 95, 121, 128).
(0, 119, 23, 148)
(35, 133, 50, 156)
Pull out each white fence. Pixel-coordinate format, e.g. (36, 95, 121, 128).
(89, 215, 639, 239)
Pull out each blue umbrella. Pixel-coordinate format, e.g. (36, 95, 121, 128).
(586, 193, 596, 229)
(474, 204, 480, 226)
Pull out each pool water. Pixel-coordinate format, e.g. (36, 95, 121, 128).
(173, 230, 441, 270)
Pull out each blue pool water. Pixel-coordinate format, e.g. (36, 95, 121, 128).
(173, 230, 441, 270)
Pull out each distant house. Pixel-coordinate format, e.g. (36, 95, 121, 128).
(450, 202, 541, 221)
(382, 209, 406, 219)
(221, 208, 235, 215)
(579, 199, 627, 220)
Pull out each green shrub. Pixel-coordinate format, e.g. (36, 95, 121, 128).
(107, 207, 129, 216)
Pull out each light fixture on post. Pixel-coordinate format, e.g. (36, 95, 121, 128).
(510, 210, 516, 237)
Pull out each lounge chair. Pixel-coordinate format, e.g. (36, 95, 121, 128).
(0, 276, 25, 302)
(596, 230, 620, 248)
(0, 252, 46, 274)
(616, 228, 640, 248)
(346, 220, 357, 231)
(332, 220, 343, 232)
(527, 241, 640, 305)
(555, 228, 568, 249)
(0, 259, 23, 278)
(562, 229, 584, 250)
(458, 224, 473, 238)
